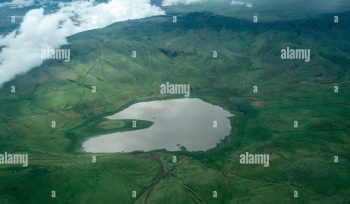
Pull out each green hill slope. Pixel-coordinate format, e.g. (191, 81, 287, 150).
(0, 11, 349, 203)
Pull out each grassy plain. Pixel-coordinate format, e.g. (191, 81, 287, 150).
(0, 9, 349, 204)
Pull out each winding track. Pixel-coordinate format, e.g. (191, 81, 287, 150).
(136, 154, 206, 204)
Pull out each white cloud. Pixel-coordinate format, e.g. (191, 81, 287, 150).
(230, 0, 252, 8)
(161, 0, 253, 8)
(162, 0, 204, 6)
(0, 0, 36, 8)
(0, 0, 165, 86)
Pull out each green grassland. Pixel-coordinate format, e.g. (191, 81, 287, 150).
(0, 10, 349, 204)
